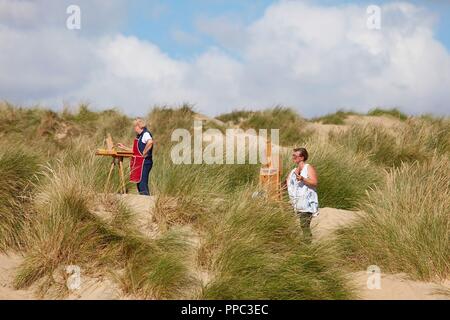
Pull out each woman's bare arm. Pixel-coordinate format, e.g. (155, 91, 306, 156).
(302, 165, 318, 188)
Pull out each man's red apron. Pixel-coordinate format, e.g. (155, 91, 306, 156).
(130, 138, 144, 183)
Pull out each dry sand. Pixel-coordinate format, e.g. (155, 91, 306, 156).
(0, 253, 34, 300)
(0, 253, 122, 300)
(350, 271, 450, 300)
(119, 194, 157, 238)
(311, 207, 362, 240)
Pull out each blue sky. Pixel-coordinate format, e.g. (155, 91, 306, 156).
(124, 0, 274, 59)
(123, 0, 450, 60)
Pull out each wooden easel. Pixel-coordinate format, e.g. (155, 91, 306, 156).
(95, 134, 133, 194)
(259, 139, 282, 200)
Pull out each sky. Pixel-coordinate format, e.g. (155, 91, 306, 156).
(1, 0, 450, 117)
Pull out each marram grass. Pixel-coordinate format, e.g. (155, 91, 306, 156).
(337, 156, 450, 281)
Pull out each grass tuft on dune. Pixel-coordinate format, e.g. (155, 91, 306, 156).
(13, 153, 194, 299)
(202, 192, 353, 300)
(337, 156, 450, 281)
(0, 144, 41, 251)
(280, 139, 382, 210)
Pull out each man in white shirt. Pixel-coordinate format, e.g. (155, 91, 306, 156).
(118, 118, 154, 195)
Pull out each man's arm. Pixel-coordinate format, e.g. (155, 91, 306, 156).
(142, 140, 153, 157)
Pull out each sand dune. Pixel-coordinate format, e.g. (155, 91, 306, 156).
(1, 197, 448, 300)
(0, 253, 122, 300)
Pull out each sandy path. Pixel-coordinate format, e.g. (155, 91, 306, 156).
(0, 253, 122, 300)
(119, 194, 157, 238)
(0, 253, 34, 300)
(311, 207, 361, 240)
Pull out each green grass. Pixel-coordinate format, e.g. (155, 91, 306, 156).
(239, 106, 312, 146)
(151, 149, 353, 299)
(151, 151, 259, 231)
(285, 140, 382, 209)
(0, 102, 48, 136)
(330, 117, 450, 169)
(215, 110, 254, 125)
(13, 152, 194, 299)
(119, 229, 195, 299)
(2, 102, 448, 299)
(311, 110, 359, 125)
(337, 156, 449, 281)
(62, 104, 100, 124)
(147, 104, 196, 150)
(0, 144, 41, 251)
(407, 117, 450, 157)
(367, 108, 408, 121)
(202, 192, 353, 299)
(329, 124, 429, 168)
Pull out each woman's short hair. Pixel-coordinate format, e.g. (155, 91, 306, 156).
(134, 118, 146, 129)
(293, 147, 309, 161)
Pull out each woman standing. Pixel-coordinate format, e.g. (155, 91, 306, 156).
(287, 147, 319, 242)
(118, 118, 154, 196)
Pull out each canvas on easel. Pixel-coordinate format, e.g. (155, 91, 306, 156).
(259, 139, 282, 201)
(96, 133, 134, 194)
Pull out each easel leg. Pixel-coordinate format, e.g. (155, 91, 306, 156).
(105, 160, 115, 192)
(118, 157, 126, 194)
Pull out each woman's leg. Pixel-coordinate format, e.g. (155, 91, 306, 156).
(299, 212, 313, 243)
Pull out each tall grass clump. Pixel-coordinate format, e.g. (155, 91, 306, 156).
(61, 105, 134, 145)
(337, 156, 450, 281)
(0, 144, 41, 251)
(0, 102, 46, 135)
(62, 104, 100, 125)
(151, 153, 257, 231)
(14, 154, 194, 298)
(329, 124, 428, 168)
(405, 117, 450, 157)
(93, 109, 133, 143)
(202, 192, 353, 299)
(239, 106, 311, 146)
(147, 104, 196, 149)
(13, 159, 125, 294)
(119, 229, 195, 299)
(293, 139, 382, 209)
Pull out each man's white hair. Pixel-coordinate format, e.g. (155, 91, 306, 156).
(134, 118, 146, 129)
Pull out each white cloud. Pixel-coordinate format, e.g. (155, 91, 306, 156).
(195, 14, 247, 51)
(0, 0, 449, 116)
